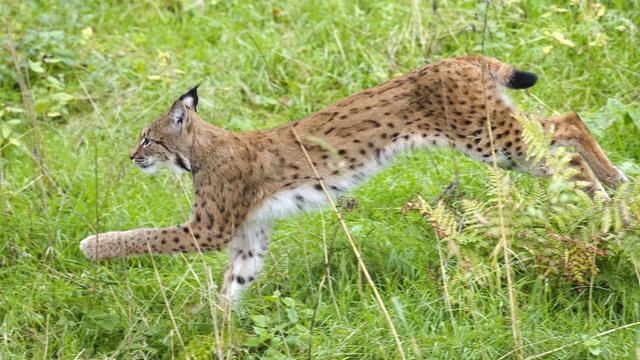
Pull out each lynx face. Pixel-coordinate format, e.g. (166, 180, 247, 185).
(129, 86, 200, 174)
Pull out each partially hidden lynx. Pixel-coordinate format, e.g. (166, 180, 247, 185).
(80, 55, 627, 300)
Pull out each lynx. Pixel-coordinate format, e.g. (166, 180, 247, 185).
(80, 55, 627, 300)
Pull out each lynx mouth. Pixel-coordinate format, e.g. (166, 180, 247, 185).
(133, 158, 160, 173)
(134, 160, 151, 168)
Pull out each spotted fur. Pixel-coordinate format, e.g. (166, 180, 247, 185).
(80, 56, 627, 301)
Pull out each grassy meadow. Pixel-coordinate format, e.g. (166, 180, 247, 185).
(2, 0, 640, 358)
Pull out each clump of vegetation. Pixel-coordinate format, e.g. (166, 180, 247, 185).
(404, 115, 640, 292)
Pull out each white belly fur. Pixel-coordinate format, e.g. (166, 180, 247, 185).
(246, 134, 447, 223)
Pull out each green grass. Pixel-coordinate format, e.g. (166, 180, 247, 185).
(1, 0, 640, 358)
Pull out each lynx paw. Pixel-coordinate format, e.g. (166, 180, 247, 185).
(603, 166, 629, 188)
(614, 167, 629, 184)
(79, 233, 122, 260)
(80, 235, 100, 260)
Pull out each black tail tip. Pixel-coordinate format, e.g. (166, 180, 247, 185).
(507, 70, 538, 89)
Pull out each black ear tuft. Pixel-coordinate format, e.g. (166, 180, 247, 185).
(179, 84, 200, 112)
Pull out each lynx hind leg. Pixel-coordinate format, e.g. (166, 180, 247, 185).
(545, 112, 628, 188)
(564, 153, 607, 197)
(222, 221, 271, 302)
(516, 151, 607, 198)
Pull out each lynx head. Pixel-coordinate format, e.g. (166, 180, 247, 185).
(130, 85, 200, 174)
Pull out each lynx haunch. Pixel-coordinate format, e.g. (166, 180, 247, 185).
(80, 55, 627, 300)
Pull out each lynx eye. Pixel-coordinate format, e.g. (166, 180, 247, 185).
(141, 138, 152, 147)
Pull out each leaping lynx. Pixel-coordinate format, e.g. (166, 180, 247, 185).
(80, 56, 627, 300)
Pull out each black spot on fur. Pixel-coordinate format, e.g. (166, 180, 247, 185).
(364, 120, 381, 127)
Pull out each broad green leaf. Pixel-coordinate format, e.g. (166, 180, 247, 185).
(35, 98, 50, 113)
(54, 92, 74, 102)
(1, 125, 11, 138)
(250, 314, 271, 328)
(5, 106, 24, 113)
(47, 76, 64, 89)
(28, 60, 45, 73)
(43, 57, 62, 64)
(282, 297, 296, 307)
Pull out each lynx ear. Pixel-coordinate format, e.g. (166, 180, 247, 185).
(178, 85, 199, 112)
(168, 100, 187, 132)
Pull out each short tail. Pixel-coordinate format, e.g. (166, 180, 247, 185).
(506, 70, 538, 89)
(471, 56, 538, 90)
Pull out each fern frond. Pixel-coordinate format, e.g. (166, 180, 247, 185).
(515, 113, 553, 163)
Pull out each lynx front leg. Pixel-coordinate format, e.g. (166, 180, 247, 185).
(222, 221, 271, 302)
(80, 222, 231, 260)
(80, 228, 178, 259)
